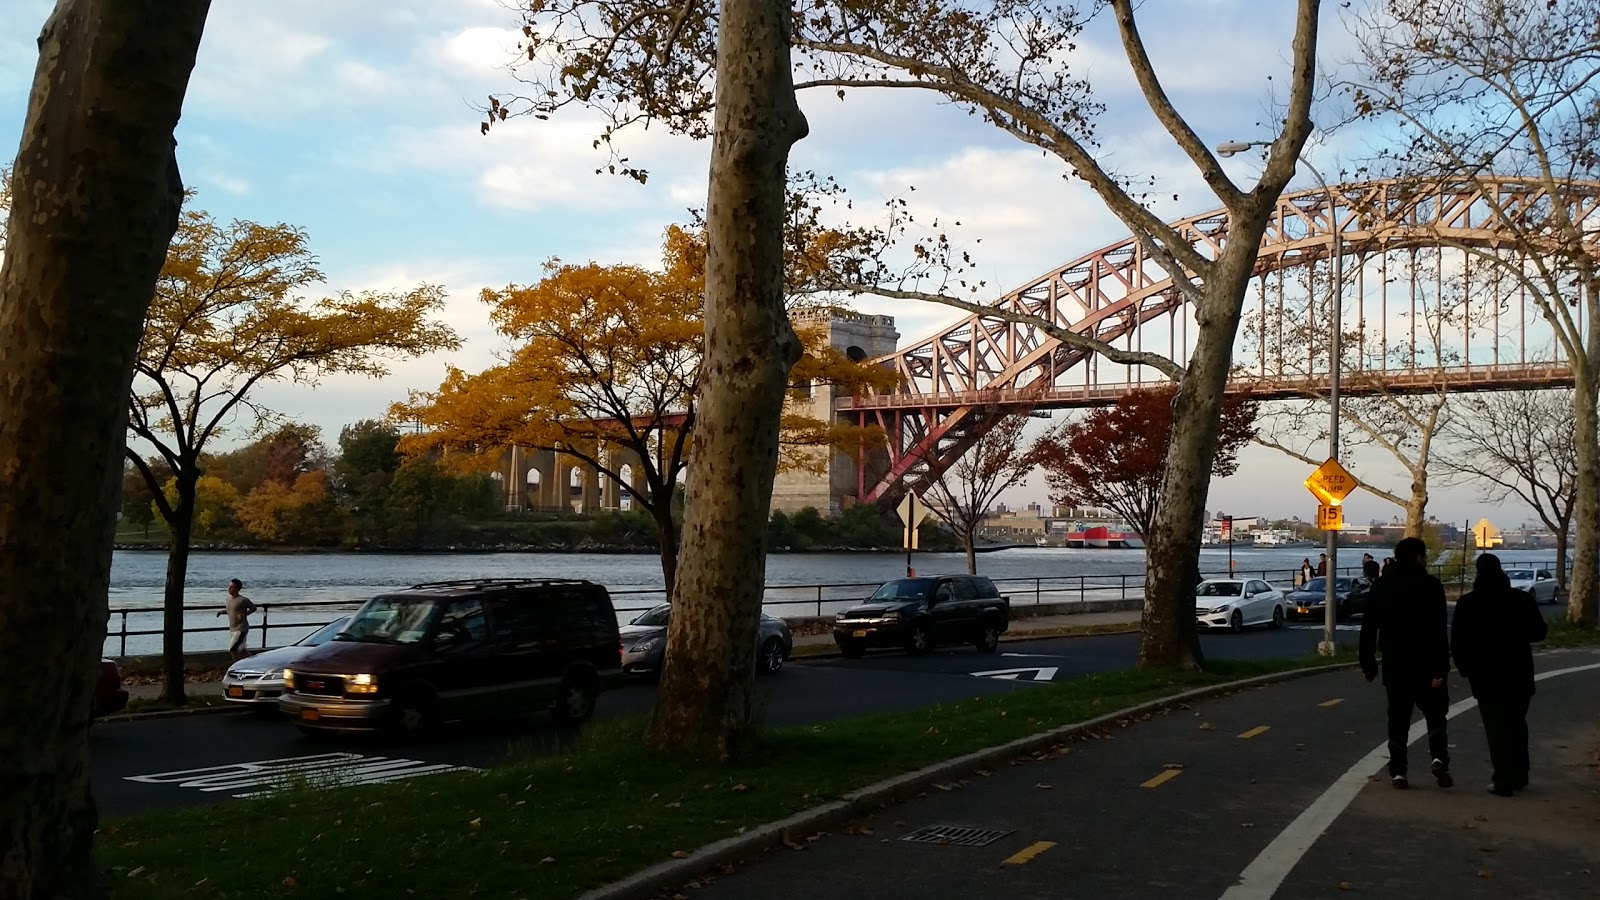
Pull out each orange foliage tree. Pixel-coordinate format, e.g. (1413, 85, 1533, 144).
(1037, 387, 1258, 543)
(398, 224, 894, 597)
(126, 206, 460, 702)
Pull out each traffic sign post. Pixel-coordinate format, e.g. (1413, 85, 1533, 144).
(1304, 457, 1356, 660)
(896, 492, 920, 576)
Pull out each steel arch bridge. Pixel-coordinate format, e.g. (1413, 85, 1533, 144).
(843, 176, 1599, 507)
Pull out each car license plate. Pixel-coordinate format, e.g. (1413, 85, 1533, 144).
(226, 686, 244, 698)
(852, 629, 868, 638)
(300, 708, 321, 721)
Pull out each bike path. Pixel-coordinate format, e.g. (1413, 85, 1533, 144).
(672, 648, 1600, 900)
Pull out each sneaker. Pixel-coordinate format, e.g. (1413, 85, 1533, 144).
(1391, 774, 1410, 789)
(1487, 783, 1514, 797)
(1431, 759, 1453, 788)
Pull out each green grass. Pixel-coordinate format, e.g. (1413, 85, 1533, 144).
(1538, 619, 1600, 648)
(97, 655, 1344, 899)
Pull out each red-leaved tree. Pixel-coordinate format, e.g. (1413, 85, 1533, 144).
(1040, 389, 1257, 539)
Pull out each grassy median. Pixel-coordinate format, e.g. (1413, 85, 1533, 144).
(97, 654, 1348, 899)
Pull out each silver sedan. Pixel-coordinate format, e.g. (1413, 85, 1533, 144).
(1506, 568, 1561, 604)
(221, 616, 349, 705)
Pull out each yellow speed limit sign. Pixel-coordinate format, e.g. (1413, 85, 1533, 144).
(1316, 503, 1342, 531)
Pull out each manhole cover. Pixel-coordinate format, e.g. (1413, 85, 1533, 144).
(899, 825, 1013, 847)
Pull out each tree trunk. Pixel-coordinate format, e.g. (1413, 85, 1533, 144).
(1568, 373, 1598, 628)
(1138, 258, 1263, 670)
(963, 525, 978, 575)
(653, 502, 680, 603)
(0, 3, 209, 896)
(646, 0, 807, 760)
(1403, 472, 1428, 539)
(161, 492, 196, 705)
(1553, 524, 1570, 597)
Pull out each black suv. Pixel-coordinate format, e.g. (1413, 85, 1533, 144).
(279, 578, 622, 735)
(833, 575, 1010, 657)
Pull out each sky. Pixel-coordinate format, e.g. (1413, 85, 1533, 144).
(0, 0, 1550, 533)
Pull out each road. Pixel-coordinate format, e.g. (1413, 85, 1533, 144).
(94, 626, 1353, 817)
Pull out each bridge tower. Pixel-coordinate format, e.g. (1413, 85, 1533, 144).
(771, 309, 899, 516)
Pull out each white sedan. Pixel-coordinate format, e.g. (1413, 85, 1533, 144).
(1506, 568, 1561, 605)
(1195, 578, 1286, 632)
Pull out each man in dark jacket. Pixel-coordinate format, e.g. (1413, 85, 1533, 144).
(1359, 537, 1452, 789)
(1451, 553, 1548, 796)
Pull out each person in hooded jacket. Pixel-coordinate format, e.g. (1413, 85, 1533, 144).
(1451, 553, 1548, 796)
(1359, 536, 1453, 789)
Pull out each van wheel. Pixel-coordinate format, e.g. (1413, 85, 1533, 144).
(553, 673, 597, 724)
(387, 692, 436, 738)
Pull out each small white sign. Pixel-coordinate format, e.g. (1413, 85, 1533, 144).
(971, 666, 1059, 682)
(125, 752, 481, 798)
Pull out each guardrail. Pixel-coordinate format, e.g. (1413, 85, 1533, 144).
(104, 559, 1562, 657)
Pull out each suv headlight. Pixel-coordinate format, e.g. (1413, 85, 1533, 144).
(282, 668, 295, 690)
(879, 611, 901, 623)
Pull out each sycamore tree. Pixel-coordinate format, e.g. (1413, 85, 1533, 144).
(918, 409, 1052, 574)
(127, 207, 459, 702)
(0, 2, 211, 895)
(398, 225, 893, 605)
(1345, 0, 1600, 627)
(494, 0, 1322, 670)
(1038, 388, 1258, 549)
(1438, 389, 1579, 591)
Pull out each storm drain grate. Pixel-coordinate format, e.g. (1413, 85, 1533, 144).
(898, 825, 1014, 847)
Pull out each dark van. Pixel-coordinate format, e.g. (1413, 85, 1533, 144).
(279, 578, 621, 735)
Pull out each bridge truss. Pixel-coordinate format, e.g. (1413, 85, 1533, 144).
(843, 176, 1600, 507)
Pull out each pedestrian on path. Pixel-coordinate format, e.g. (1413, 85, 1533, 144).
(1315, 553, 1328, 577)
(1298, 558, 1313, 587)
(1450, 553, 1548, 797)
(1359, 536, 1453, 790)
(1362, 552, 1380, 580)
(217, 578, 258, 662)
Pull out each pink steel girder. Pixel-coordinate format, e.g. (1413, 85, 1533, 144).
(850, 176, 1600, 507)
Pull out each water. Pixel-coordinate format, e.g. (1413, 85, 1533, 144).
(104, 545, 1563, 657)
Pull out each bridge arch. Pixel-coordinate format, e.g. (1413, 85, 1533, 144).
(848, 176, 1597, 506)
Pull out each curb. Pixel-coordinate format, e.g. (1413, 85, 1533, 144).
(102, 701, 241, 724)
(576, 660, 1355, 900)
(789, 623, 1143, 661)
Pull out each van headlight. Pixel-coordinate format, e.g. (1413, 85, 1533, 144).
(347, 673, 378, 695)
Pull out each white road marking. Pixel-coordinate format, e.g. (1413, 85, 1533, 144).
(1218, 661, 1600, 900)
(1001, 652, 1071, 658)
(1286, 624, 1362, 632)
(971, 666, 1059, 681)
(125, 752, 482, 798)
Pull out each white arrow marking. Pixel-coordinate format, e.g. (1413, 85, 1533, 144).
(1001, 652, 1069, 659)
(971, 666, 1059, 682)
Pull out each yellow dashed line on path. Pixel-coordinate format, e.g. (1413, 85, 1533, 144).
(1319, 698, 1344, 708)
(1238, 725, 1270, 739)
(1141, 769, 1182, 789)
(1002, 841, 1056, 866)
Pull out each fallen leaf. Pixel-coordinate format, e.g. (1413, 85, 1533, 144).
(1337, 881, 1354, 891)
(1035, 783, 1054, 789)
(975, 769, 992, 777)
(127, 868, 145, 879)
(1163, 763, 1185, 770)
(1240, 823, 1255, 828)
(469, 818, 482, 829)
(665, 802, 682, 809)
(283, 876, 298, 888)
(1198, 722, 1216, 731)
(732, 784, 749, 793)
(671, 850, 690, 859)
(1476, 869, 1495, 878)
(934, 783, 953, 792)
(540, 857, 555, 865)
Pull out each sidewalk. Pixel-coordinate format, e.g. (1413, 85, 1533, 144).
(655, 648, 1600, 900)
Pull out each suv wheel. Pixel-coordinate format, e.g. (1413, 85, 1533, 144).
(759, 637, 787, 675)
(553, 672, 598, 724)
(974, 621, 1001, 653)
(906, 621, 933, 655)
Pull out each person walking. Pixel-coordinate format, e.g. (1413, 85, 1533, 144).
(1315, 553, 1328, 577)
(1298, 557, 1313, 587)
(1361, 552, 1380, 580)
(216, 578, 258, 662)
(1451, 553, 1548, 796)
(1359, 536, 1453, 789)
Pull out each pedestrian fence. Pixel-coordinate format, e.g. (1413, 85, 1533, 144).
(105, 559, 1562, 658)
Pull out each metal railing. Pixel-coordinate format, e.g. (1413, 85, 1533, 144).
(105, 559, 1565, 656)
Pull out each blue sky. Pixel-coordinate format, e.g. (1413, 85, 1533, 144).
(0, 1, 1542, 531)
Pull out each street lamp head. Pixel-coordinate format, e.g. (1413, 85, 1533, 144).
(1215, 140, 1260, 158)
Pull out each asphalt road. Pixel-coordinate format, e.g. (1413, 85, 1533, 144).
(94, 627, 1356, 817)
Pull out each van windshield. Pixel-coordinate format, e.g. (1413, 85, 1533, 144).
(337, 597, 441, 644)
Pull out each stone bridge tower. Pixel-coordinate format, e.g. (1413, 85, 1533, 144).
(770, 309, 899, 516)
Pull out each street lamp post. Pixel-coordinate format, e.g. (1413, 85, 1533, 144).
(1217, 140, 1343, 656)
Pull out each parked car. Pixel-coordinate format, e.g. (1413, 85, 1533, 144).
(1194, 578, 1286, 632)
(279, 579, 622, 736)
(621, 605, 792, 677)
(93, 659, 128, 718)
(1284, 577, 1370, 622)
(1506, 568, 1561, 604)
(833, 575, 1009, 658)
(222, 616, 351, 706)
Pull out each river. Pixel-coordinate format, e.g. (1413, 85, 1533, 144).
(104, 545, 1563, 657)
